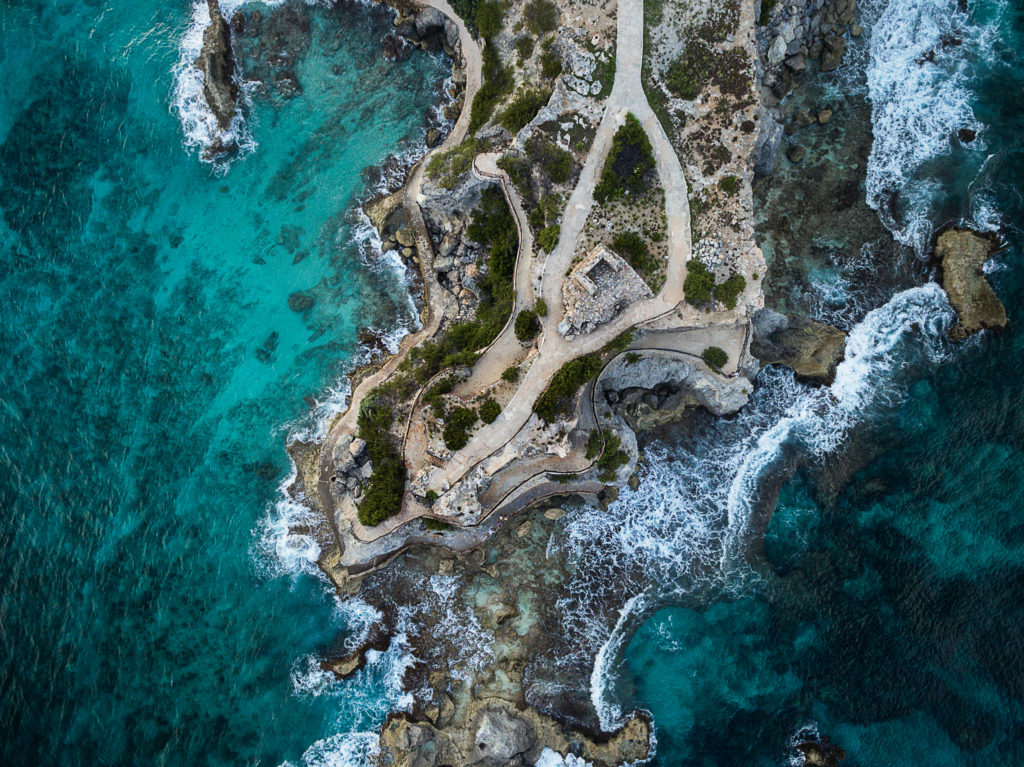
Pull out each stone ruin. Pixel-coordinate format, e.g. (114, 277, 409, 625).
(558, 244, 652, 338)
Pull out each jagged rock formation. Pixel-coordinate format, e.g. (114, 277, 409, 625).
(934, 228, 1007, 340)
(376, 699, 650, 767)
(751, 308, 846, 382)
(194, 0, 239, 132)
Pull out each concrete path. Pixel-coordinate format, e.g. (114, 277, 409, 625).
(436, 0, 698, 490)
(315, 0, 482, 528)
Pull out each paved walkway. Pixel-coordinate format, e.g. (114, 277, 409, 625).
(436, 0, 697, 489)
(315, 0, 482, 534)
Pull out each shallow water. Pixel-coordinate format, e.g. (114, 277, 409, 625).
(0, 1, 446, 764)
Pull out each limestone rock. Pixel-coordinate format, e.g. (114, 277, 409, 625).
(194, 0, 239, 132)
(935, 228, 1006, 339)
(471, 707, 534, 764)
(544, 507, 566, 520)
(787, 143, 806, 163)
(751, 309, 846, 382)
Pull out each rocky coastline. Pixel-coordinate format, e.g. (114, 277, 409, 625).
(187, 0, 905, 764)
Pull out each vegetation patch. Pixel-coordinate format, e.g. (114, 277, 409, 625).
(535, 297, 548, 316)
(479, 398, 501, 423)
(701, 346, 728, 370)
(443, 405, 479, 451)
(526, 137, 574, 184)
(718, 175, 739, 196)
(515, 35, 535, 61)
(500, 88, 551, 134)
(469, 45, 514, 133)
(515, 309, 540, 341)
(424, 517, 451, 531)
(595, 114, 655, 203)
(524, 0, 559, 35)
(474, 1, 503, 39)
(683, 259, 714, 306)
(534, 353, 603, 422)
(714, 273, 746, 309)
(427, 138, 482, 190)
(612, 231, 655, 274)
(665, 42, 750, 101)
(595, 430, 628, 481)
(502, 365, 521, 383)
(537, 224, 560, 253)
(356, 392, 407, 527)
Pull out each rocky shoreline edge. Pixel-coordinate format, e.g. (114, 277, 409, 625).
(183, 0, 1010, 764)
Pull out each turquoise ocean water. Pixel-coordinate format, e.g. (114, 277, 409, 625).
(2, 0, 1024, 765)
(0, 1, 446, 764)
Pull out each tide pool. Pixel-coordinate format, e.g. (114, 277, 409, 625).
(0, 1, 446, 764)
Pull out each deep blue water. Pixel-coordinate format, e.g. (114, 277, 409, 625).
(0, 1, 445, 764)
(2, 0, 1023, 765)
(617, 0, 1024, 763)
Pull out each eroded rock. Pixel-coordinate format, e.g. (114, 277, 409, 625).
(935, 227, 1006, 339)
(751, 309, 846, 382)
(194, 0, 239, 132)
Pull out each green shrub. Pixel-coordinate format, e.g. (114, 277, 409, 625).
(585, 430, 603, 460)
(424, 517, 450, 531)
(758, 0, 779, 25)
(524, 0, 559, 34)
(594, 114, 655, 203)
(540, 47, 562, 78)
(426, 138, 480, 190)
(526, 137, 573, 184)
(515, 309, 540, 341)
(535, 353, 602, 422)
(443, 406, 478, 450)
(479, 398, 501, 423)
(625, 351, 641, 365)
(502, 365, 520, 383)
(683, 259, 714, 306)
(535, 297, 548, 316)
(475, 1, 503, 39)
(537, 224, 560, 253)
(515, 35, 535, 60)
(611, 231, 654, 273)
(718, 175, 740, 196)
(425, 489, 439, 505)
(595, 429, 628, 481)
(665, 53, 701, 100)
(602, 329, 634, 354)
(500, 89, 551, 134)
(497, 152, 532, 198)
(356, 391, 407, 527)
(469, 46, 514, 133)
(714, 274, 746, 309)
(702, 346, 728, 369)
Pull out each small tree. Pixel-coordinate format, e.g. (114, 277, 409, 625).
(684, 259, 714, 306)
(475, 1, 503, 39)
(515, 310, 540, 341)
(537, 224, 560, 253)
(524, 0, 559, 34)
(702, 346, 728, 370)
(714, 274, 746, 309)
(479, 398, 501, 423)
(502, 365, 520, 383)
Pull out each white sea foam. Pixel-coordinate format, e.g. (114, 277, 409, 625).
(534, 750, 596, 767)
(864, 0, 988, 252)
(558, 284, 955, 737)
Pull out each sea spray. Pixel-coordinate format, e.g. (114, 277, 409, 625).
(865, 0, 989, 252)
(556, 284, 955, 735)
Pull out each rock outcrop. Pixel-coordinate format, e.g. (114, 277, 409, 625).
(751, 309, 846, 382)
(376, 698, 650, 767)
(934, 227, 1007, 340)
(195, 0, 239, 132)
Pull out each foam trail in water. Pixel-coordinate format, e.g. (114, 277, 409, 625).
(865, 0, 994, 252)
(724, 283, 954, 557)
(561, 284, 955, 735)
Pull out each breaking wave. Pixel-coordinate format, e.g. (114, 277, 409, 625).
(558, 284, 955, 731)
(864, 0, 993, 252)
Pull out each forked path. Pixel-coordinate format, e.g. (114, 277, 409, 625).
(436, 0, 704, 490)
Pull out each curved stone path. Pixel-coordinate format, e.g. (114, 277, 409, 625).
(325, 0, 750, 550)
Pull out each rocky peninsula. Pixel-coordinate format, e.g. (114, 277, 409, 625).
(182, 0, 1005, 763)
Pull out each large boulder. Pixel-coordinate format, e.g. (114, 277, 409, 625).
(194, 0, 239, 131)
(935, 228, 1006, 339)
(751, 309, 846, 382)
(470, 707, 534, 765)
